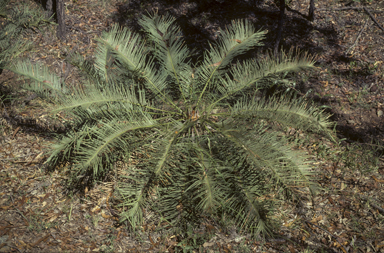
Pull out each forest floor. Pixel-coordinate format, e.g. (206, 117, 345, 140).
(1, 0, 384, 252)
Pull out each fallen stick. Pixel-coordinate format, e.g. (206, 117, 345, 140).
(363, 7, 384, 32)
(305, 220, 349, 253)
(345, 17, 369, 56)
(317, 6, 384, 33)
(317, 6, 365, 11)
(360, 196, 384, 215)
(317, 6, 384, 12)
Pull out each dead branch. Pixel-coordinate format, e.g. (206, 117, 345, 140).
(363, 7, 384, 32)
(305, 220, 349, 253)
(317, 6, 384, 33)
(317, 6, 365, 11)
(317, 6, 384, 12)
(370, 202, 384, 214)
(360, 196, 384, 215)
(346, 17, 369, 56)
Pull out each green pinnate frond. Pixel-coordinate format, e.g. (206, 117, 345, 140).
(230, 95, 333, 136)
(139, 13, 191, 100)
(95, 24, 147, 73)
(66, 52, 104, 88)
(0, 0, 10, 17)
(96, 23, 174, 106)
(78, 118, 157, 176)
(186, 149, 226, 212)
(50, 82, 140, 114)
(117, 168, 152, 228)
(206, 19, 266, 70)
(210, 49, 315, 108)
(10, 60, 66, 99)
(196, 20, 267, 106)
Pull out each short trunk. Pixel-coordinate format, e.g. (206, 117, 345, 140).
(308, 0, 315, 22)
(56, 0, 66, 41)
(274, 0, 285, 56)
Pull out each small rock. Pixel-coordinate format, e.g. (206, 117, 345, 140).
(347, 120, 355, 124)
(377, 110, 383, 117)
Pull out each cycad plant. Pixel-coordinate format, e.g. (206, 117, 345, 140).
(10, 13, 333, 237)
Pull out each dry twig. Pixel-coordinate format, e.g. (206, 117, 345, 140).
(305, 220, 349, 253)
(363, 7, 384, 32)
(317, 6, 384, 33)
(346, 17, 369, 56)
(360, 196, 384, 215)
(317, 6, 366, 11)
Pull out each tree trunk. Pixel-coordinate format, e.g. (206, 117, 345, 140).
(274, 0, 285, 56)
(308, 0, 315, 22)
(56, 0, 66, 41)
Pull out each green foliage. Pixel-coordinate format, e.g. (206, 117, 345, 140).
(10, 13, 334, 238)
(0, 0, 52, 71)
